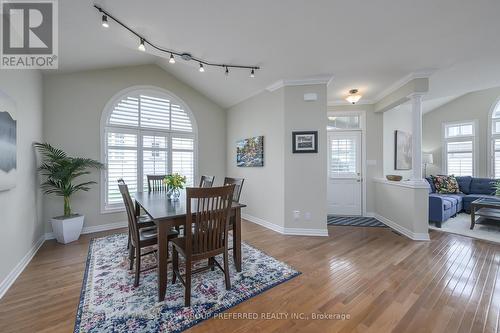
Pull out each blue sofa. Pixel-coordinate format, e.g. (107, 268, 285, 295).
(426, 176, 500, 227)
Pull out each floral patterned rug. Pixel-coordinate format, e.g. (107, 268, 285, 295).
(74, 233, 300, 332)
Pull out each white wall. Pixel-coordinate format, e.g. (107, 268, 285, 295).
(226, 89, 285, 227)
(383, 106, 413, 179)
(423, 86, 500, 177)
(0, 70, 44, 290)
(43, 64, 227, 231)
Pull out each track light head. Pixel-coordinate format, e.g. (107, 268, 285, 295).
(199, 63, 205, 72)
(250, 69, 255, 78)
(225, 67, 229, 76)
(138, 39, 146, 52)
(169, 53, 175, 64)
(101, 15, 109, 28)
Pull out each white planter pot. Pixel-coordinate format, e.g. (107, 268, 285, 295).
(50, 214, 84, 244)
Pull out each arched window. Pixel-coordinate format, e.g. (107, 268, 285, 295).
(490, 99, 500, 178)
(102, 87, 197, 211)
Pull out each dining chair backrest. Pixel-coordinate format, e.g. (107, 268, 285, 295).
(147, 174, 168, 192)
(185, 184, 235, 255)
(118, 181, 140, 247)
(199, 175, 215, 188)
(224, 177, 245, 202)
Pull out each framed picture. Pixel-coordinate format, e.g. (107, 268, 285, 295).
(237, 136, 264, 167)
(394, 130, 412, 170)
(0, 96, 17, 191)
(292, 131, 318, 153)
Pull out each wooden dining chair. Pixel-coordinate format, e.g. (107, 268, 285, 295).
(171, 184, 236, 307)
(147, 174, 168, 192)
(199, 175, 215, 188)
(223, 178, 245, 254)
(118, 182, 178, 287)
(118, 179, 156, 249)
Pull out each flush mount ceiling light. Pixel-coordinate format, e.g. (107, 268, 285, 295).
(346, 89, 362, 104)
(94, 5, 260, 77)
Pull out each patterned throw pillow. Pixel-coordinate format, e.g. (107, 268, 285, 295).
(432, 175, 460, 194)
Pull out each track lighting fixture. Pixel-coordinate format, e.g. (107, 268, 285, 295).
(94, 5, 260, 77)
(138, 39, 146, 52)
(101, 15, 109, 28)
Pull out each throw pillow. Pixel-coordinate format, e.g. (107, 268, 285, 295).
(432, 175, 460, 194)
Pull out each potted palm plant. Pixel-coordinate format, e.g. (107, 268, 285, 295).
(35, 143, 105, 244)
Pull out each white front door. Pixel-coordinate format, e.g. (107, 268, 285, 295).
(327, 131, 362, 216)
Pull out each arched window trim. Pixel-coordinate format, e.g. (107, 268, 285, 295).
(488, 97, 500, 178)
(100, 85, 198, 213)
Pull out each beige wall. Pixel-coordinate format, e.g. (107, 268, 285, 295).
(0, 70, 44, 288)
(383, 107, 413, 179)
(226, 89, 285, 227)
(423, 87, 500, 177)
(284, 85, 327, 230)
(43, 64, 227, 231)
(327, 104, 383, 215)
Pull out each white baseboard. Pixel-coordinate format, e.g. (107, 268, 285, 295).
(242, 213, 329, 237)
(45, 221, 128, 240)
(0, 234, 46, 299)
(364, 212, 376, 218)
(374, 214, 430, 241)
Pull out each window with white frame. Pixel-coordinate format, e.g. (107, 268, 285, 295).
(103, 89, 196, 211)
(443, 121, 475, 176)
(490, 101, 500, 178)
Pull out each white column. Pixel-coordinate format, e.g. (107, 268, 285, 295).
(410, 93, 424, 181)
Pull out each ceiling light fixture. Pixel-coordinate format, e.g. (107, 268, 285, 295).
(101, 15, 109, 28)
(225, 67, 229, 76)
(250, 69, 255, 78)
(138, 39, 146, 52)
(94, 5, 260, 77)
(346, 89, 362, 104)
(169, 53, 175, 64)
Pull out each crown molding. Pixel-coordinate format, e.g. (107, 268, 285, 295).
(373, 69, 436, 102)
(266, 75, 334, 92)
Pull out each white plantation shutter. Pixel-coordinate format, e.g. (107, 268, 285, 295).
(103, 90, 196, 210)
(446, 141, 473, 176)
(330, 138, 356, 174)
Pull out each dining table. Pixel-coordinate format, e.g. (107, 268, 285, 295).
(134, 190, 246, 302)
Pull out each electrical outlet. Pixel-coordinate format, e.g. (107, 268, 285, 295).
(293, 211, 301, 220)
(304, 212, 311, 220)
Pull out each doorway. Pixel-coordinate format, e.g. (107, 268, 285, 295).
(327, 112, 365, 216)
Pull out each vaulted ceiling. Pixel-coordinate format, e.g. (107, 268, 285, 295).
(58, 0, 500, 109)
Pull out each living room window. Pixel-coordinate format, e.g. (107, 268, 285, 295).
(101, 88, 197, 212)
(490, 100, 500, 178)
(443, 121, 476, 176)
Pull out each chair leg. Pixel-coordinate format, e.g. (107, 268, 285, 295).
(172, 247, 178, 284)
(185, 257, 192, 307)
(129, 245, 134, 270)
(223, 249, 231, 290)
(134, 246, 141, 287)
(127, 230, 131, 250)
(209, 257, 215, 271)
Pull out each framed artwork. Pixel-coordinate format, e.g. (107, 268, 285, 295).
(292, 131, 318, 153)
(237, 136, 264, 167)
(0, 94, 17, 191)
(394, 130, 412, 170)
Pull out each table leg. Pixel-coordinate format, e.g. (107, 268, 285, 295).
(470, 206, 476, 230)
(233, 208, 242, 272)
(135, 200, 140, 217)
(157, 222, 168, 301)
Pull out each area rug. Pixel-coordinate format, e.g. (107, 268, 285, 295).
(74, 233, 300, 333)
(429, 213, 500, 244)
(327, 215, 387, 228)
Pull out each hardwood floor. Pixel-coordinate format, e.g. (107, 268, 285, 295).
(0, 221, 499, 333)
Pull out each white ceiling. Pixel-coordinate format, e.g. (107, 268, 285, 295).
(57, 0, 500, 109)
